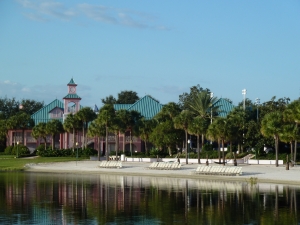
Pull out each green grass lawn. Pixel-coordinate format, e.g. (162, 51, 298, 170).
(0, 155, 89, 171)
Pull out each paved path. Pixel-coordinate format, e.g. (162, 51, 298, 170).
(25, 160, 300, 185)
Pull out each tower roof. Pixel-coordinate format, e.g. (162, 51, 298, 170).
(68, 78, 76, 85)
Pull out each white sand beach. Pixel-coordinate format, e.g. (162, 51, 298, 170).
(25, 160, 300, 185)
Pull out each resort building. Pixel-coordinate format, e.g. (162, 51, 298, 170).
(6, 79, 235, 154)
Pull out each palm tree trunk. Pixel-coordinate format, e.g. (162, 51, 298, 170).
(197, 134, 200, 164)
(275, 135, 279, 167)
(52, 134, 54, 150)
(105, 124, 109, 161)
(290, 141, 294, 166)
(294, 140, 297, 163)
(82, 122, 85, 149)
(218, 139, 221, 163)
(115, 133, 119, 159)
(185, 130, 188, 164)
(98, 137, 100, 161)
(201, 134, 204, 151)
(72, 128, 75, 151)
(222, 139, 225, 165)
(145, 139, 148, 156)
(130, 129, 133, 157)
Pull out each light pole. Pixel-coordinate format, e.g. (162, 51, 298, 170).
(255, 98, 260, 122)
(242, 89, 247, 152)
(242, 89, 247, 110)
(16, 141, 19, 158)
(76, 142, 78, 166)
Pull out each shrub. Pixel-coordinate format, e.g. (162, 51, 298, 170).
(4, 146, 14, 155)
(4, 145, 30, 157)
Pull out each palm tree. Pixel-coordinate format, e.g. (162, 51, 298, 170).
(97, 104, 116, 161)
(63, 113, 81, 150)
(187, 90, 219, 119)
(6, 115, 18, 146)
(75, 107, 97, 149)
(188, 116, 209, 164)
(174, 110, 193, 164)
(46, 119, 64, 150)
(213, 118, 228, 165)
(16, 112, 35, 144)
(226, 108, 245, 153)
(156, 102, 181, 121)
(261, 111, 284, 167)
(283, 100, 300, 162)
(279, 124, 299, 165)
(206, 121, 221, 163)
(87, 120, 106, 161)
(117, 110, 142, 156)
(110, 110, 127, 159)
(139, 118, 157, 156)
(32, 122, 48, 150)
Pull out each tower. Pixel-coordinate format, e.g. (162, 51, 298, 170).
(63, 78, 81, 120)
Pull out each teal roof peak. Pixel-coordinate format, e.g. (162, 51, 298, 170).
(114, 95, 163, 119)
(68, 78, 76, 85)
(63, 93, 81, 99)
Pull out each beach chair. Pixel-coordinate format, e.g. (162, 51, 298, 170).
(236, 167, 242, 175)
(171, 163, 178, 170)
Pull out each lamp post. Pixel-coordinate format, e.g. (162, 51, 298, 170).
(242, 89, 247, 110)
(255, 98, 260, 122)
(76, 142, 78, 166)
(242, 89, 247, 152)
(17, 141, 19, 158)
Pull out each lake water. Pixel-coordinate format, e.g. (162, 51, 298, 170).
(0, 172, 299, 225)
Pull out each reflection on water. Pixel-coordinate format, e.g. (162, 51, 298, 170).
(0, 172, 299, 225)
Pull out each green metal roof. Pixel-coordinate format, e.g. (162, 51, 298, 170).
(114, 96, 164, 119)
(68, 78, 76, 85)
(114, 104, 131, 111)
(31, 99, 64, 125)
(213, 98, 235, 117)
(63, 94, 81, 99)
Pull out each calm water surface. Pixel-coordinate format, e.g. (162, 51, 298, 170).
(0, 172, 299, 225)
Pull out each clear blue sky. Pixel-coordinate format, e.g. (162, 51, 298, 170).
(1, 0, 300, 108)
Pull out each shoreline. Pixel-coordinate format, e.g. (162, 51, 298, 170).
(24, 160, 300, 185)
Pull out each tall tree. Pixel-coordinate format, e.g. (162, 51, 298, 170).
(117, 90, 139, 104)
(16, 112, 35, 144)
(87, 120, 106, 160)
(97, 104, 116, 161)
(75, 107, 97, 149)
(283, 100, 300, 162)
(178, 85, 210, 110)
(0, 97, 43, 119)
(63, 114, 81, 150)
(46, 119, 64, 150)
(212, 118, 229, 165)
(32, 122, 48, 150)
(188, 116, 209, 164)
(155, 102, 181, 122)
(261, 111, 284, 167)
(139, 118, 157, 155)
(206, 121, 221, 163)
(101, 95, 117, 105)
(174, 110, 193, 163)
(149, 120, 182, 155)
(115, 109, 142, 156)
(279, 124, 299, 164)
